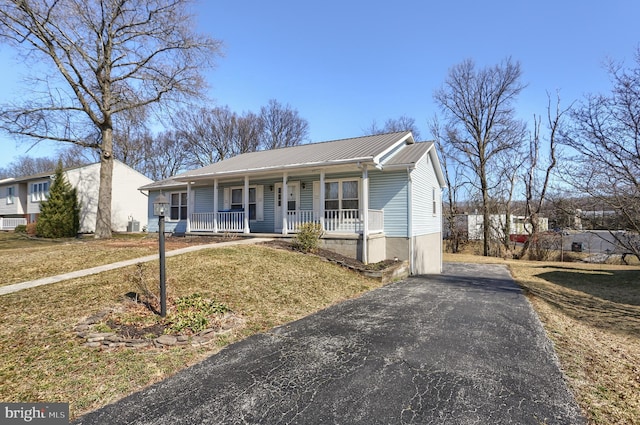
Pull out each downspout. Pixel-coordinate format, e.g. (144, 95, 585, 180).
(407, 167, 414, 275)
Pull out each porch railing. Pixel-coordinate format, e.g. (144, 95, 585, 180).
(191, 209, 383, 234)
(0, 217, 27, 231)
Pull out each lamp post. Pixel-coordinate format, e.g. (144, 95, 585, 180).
(153, 193, 169, 317)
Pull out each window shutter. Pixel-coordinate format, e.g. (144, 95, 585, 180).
(256, 185, 264, 221)
(223, 188, 230, 210)
(313, 181, 320, 219)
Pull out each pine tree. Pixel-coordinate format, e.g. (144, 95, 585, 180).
(36, 163, 80, 238)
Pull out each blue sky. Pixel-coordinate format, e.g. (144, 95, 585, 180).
(1, 0, 639, 168)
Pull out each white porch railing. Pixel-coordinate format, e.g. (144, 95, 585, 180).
(191, 209, 383, 234)
(0, 217, 27, 230)
(191, 211, 245, 233)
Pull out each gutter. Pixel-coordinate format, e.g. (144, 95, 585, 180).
(407, 166, 414, 275)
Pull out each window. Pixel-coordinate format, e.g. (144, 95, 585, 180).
(230, 187, 257, 220)
(324, 179, 359, 211)
(31, 182, 49, 202)
(432, 187, 437, 215)
(6, 187, 14, 204)
(170, 192, 187, 220)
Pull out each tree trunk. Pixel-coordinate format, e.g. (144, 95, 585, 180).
(95, 127, 113, 239)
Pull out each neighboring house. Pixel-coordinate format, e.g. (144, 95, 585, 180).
(446, 213, 549, 240)
(0, 160, 153, 233)
(140, 132, 447, 274)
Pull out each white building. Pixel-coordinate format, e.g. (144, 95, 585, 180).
(0, 160, 153, 233)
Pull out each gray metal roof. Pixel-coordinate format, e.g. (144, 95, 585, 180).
(384, 141, 434, 166)
(175, 131, 414, 180)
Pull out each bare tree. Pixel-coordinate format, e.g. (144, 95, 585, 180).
(561, 50, 640, 259)
(519, 94, 569, 259)
(142, 130, 189, 180)
(175, 106, 238, 167)
(366, 115, 422, 140)
(429, 117, 472, 253)
(235, 111, 263, 154)
(260, 99, 309, 149)
(0, 0, 221, 238)
(434, 57, 527, 256)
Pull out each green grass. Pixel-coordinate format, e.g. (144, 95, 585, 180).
(0, 241, 382, 420)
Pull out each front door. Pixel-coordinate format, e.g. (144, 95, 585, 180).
(274, 182, 299, 232)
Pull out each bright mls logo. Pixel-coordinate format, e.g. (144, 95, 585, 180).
(1, 403, 68, 424)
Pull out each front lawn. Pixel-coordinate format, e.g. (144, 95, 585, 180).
(0, 243, 382, 420)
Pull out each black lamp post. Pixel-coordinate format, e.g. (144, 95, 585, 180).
(153, 193, 169, 317)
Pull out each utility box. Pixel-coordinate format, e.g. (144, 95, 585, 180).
(571, 242, 583, 252)
(127, 220, 140, 232)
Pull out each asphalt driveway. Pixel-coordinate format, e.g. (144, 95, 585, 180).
(74, 263, 584, 424)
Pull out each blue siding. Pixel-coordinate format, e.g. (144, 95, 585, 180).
(411, 154, 442, 236)
(369, 170, 408, 237)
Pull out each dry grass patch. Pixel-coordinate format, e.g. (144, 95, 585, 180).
(446, 247, 640, 425)
(0, 233, 215, 287)
(0, 245, 382, 420)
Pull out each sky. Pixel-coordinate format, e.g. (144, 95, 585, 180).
(1, 0, 639, 168)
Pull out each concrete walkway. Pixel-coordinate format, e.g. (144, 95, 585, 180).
(0, 238, 273, 296)
(73, 262, 585, 424)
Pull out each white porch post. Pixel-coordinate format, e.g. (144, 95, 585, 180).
(186, 182, 192, 233)
(362, 165, 369, 264)
(243, 175, 250, 234)
(282, 172, 288, 235)
(213, 178, 219, 233)
(319, 170, 325, 231)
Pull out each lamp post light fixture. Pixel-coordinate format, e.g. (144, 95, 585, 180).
(153, 193, 170, 317)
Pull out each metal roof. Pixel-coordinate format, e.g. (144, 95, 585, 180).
(175, 131, 414, 180)
(384, 141, 434, 166)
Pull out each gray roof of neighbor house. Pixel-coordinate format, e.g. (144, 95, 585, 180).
(175, 131, 414, 180)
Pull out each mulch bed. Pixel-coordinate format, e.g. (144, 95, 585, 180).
(260, 239, 396, 272)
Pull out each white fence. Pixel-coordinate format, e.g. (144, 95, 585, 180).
(0, 217, 27, 230)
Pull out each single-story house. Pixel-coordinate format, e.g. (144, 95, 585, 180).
(140, 132, 447, 274)
(0, 159, 153, 233)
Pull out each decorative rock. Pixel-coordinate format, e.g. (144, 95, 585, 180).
(74, 324, 91, 332)
(155, 334, 177, 346)
(176, 335, 189, 342)
(86, 332, 116, 343)
(84, 342, 102, 348)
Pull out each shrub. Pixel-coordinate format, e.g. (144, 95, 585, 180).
(292, 222, 324, 253)
(26, 222, 37, 236)
(13, 224, 27, 234)
(35, 163, 80, 238)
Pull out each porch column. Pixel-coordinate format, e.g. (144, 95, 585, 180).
(213, 178, 219, 233)
(186, 182, 192, 233)
(362, 165, 369, 264)
(319, 170, 325, 231)
(282, 172, 288, 235)
(243, 175, 250, 234)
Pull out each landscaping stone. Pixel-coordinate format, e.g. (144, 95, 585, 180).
(155, 335, 177, 346)
(86, 332, 116, 343)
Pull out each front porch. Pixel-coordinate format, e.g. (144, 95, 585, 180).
(189, 209, 384, 234)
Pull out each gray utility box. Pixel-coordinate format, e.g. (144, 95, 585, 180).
(127, 220, 140, 232)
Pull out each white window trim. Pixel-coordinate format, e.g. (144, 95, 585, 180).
(6, 186, 14, 205)
(31, 181, 49, 203)
(224, 185, 264, 221)
(323, 178, 361, 211)
(168, 191, 188, 222)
